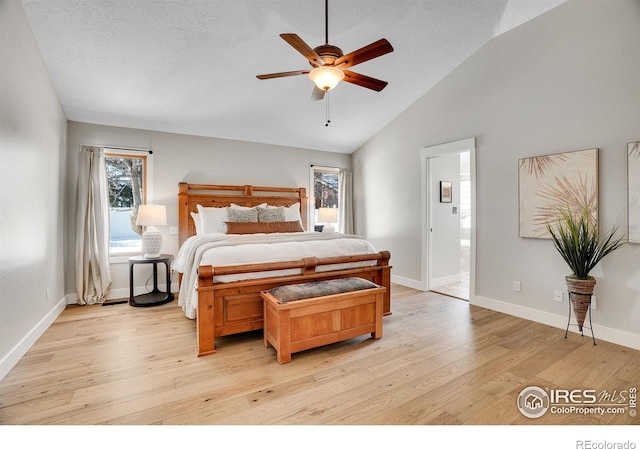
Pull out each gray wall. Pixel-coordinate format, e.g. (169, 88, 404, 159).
(0, 0, 68, 378)
(66, 122, 351, 299)
(353, 0, 640, 347)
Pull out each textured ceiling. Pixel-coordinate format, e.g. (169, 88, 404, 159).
(20, 0, 565, 153)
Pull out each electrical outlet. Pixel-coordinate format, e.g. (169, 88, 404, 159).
(513, 281, 521, 292)
(591, 295, 597, 310)
(169, 226, 179, 235)
(45, 287, 50, 301)
(554, 290, 563, 303)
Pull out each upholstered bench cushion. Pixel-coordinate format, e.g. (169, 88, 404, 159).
(267, 277, 380, 303)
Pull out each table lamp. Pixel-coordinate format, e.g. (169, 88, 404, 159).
(136, 204, 166, 258)
(317, 207, 338, 233)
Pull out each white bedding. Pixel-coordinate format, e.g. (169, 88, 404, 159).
(173, 232, 378, 319)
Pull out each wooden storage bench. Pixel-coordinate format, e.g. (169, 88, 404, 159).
(261, 277, 386, 364)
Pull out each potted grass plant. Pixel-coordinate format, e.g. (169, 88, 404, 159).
(546, 205, 625, 331)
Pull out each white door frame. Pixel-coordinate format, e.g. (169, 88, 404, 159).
(420, 138, 476, 299)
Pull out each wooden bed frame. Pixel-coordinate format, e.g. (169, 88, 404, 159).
(178, 182, 391, 356)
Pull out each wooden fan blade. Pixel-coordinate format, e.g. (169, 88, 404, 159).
(256, 70, 309, 80)
(311, 86, 326, 101)
(280, 33, 325, 67)
(342, 70, 388, 92)
(334, 38, 393, 69)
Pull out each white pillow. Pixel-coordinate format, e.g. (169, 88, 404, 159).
(287, 203, 301, 222)
(230, 203, 267, 210)
(196, 204, 229, 234)
(270, 202, 301, 223)
(190, 212, 202, 235)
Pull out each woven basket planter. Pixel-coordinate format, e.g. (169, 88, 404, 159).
(565, 276, 596, 331)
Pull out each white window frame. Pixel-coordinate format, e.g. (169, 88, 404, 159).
(105, 147, 154, 263)
(310, 165, 341, 230)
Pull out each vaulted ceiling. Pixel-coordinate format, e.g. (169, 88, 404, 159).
(20, 0, 565, 153)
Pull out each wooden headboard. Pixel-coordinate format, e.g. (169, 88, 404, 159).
(178, 183, 308, 246)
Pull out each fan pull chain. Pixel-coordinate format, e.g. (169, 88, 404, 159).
(325, 91, 331, 127)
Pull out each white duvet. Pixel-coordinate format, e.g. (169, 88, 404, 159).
(173, 232, 378, 319)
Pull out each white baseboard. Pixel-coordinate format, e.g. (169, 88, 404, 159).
(391, 274, 426, 291)
(66, 282, 180, 304)
(0, 296, 67, 382)
(472, 294, 640, 350)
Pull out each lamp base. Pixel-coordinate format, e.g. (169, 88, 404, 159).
(141, 228, 162, 259)
(143, 253, 161, 259)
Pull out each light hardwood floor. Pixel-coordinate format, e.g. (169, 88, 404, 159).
(431, 278, 469, 301)
(1, 285, 638, 425)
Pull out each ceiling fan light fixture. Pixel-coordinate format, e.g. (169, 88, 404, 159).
(309, 66, 344, 91)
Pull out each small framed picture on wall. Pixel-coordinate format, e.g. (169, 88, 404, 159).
(440, 181, 452, 203)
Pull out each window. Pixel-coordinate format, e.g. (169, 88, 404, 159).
(105, 149, 150, 255)
(312, 166, 340, 230)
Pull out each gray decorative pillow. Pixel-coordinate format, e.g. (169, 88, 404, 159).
(258, 206, 285, 222)
(227, 208, 258, 222)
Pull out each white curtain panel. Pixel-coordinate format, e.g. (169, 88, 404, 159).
(339, 169, 354, 235)
(75, 145, 112, 304)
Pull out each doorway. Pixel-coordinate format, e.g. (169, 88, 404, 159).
(420, 138, 475, 301)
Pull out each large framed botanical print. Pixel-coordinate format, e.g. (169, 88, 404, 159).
(629, 142, 640, 243)
(518, 148, 598, 239)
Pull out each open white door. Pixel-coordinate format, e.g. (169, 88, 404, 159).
(421, 138, 476, 301)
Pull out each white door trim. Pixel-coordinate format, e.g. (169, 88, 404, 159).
(420, 137, 476, 300)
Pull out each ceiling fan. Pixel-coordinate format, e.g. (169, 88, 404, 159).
(256, 0, 394, 101)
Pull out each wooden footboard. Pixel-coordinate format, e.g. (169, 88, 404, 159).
(195, 251, 391, 356)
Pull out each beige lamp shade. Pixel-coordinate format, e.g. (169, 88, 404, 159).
(136, 204, 166, 258)
(136, 204, 167, 226)
(318, 207, 338, 233)
(318, 207, 338, 223)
